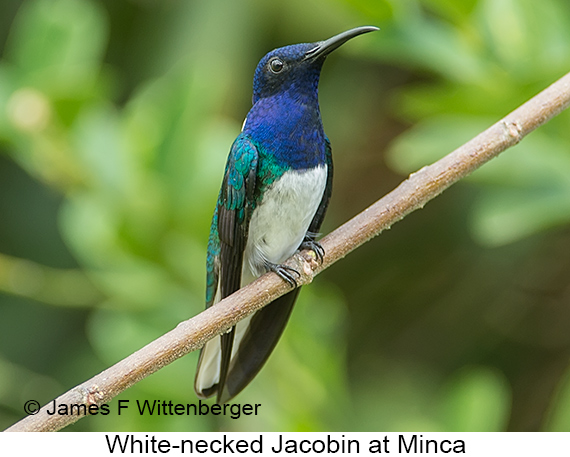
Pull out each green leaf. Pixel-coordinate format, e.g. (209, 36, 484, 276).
(440, 366, 510, 431)
(471, 188, 570, 246)
(72, 104, 132, 195)
(388, 115, 570, 245)
(6, 0, 107, 93)
(545, 366, 570, 431)
(421, 0, 479, 23)
(386, 115, 493, 172)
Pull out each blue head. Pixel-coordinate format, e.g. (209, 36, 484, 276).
(244, 26, 378, 168)
(252, 43, 322, 105)
(252, 26, 378, 104)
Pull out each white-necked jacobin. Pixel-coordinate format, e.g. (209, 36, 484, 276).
(194, 26, 378, 403)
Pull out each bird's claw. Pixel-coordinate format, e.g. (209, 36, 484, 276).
(268, 263, 301, 288)
(301, 239, 325, 264)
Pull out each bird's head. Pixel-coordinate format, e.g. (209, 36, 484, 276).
(252, 26, 378, 104)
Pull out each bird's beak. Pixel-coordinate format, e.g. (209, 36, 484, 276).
(304, 26, 379, 60)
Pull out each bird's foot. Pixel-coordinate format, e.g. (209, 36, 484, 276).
(268, 263, 301, 288)
(300, 239, 325, 264)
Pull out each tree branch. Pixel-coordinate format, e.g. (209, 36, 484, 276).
(5, 71, 570, 432)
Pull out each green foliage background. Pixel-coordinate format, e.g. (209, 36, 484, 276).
(1, 0, 570, 432)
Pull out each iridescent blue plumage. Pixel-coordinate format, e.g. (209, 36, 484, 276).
(195, 26, 378, 403)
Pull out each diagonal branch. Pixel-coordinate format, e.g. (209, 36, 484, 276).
(5, 71, 570, 432)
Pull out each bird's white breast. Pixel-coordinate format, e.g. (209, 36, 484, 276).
(243, 165, 327, 282)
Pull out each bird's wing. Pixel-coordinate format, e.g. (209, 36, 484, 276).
(194, 134, 258, 401)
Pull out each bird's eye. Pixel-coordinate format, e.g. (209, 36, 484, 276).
(269, 58, 284, 74)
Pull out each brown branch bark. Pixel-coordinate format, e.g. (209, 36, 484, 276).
(5, 71, 570, 432)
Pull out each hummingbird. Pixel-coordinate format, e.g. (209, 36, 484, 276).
(194, 26, 378, 404)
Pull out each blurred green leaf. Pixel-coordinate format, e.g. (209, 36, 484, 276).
(72, 104, 132, 195)
(545, 366, 570, 431)
(422, 0, 478, 23)
(387, 114, 570, 245)
(471, 188, 570, 246)
(386, 115, 492, 172)
(6, 0, 107, 94)
(384, 0, 570, 247)
(440, 366, 510, 431)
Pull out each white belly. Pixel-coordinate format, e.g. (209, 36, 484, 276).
(243, 165, 327, 282)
